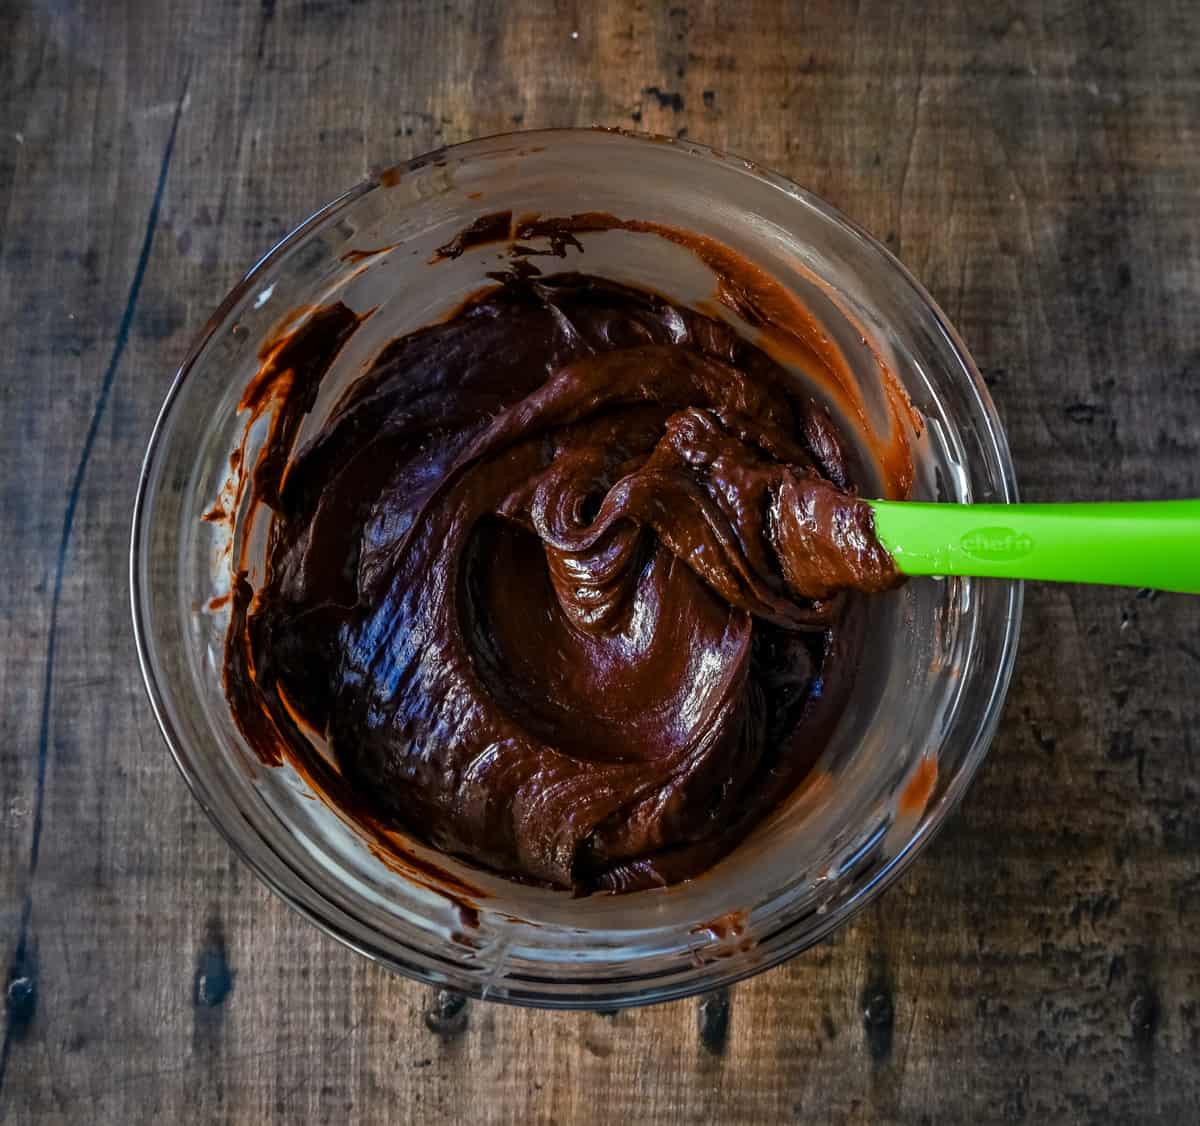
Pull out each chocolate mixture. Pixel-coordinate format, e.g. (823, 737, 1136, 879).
(224, 261, 905, 894)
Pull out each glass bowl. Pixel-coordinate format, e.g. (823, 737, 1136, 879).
(131, 129, 1021, 1009)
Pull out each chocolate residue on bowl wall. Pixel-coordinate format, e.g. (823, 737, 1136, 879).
(215, 214, 916, 899)
(431, 209, 513, 261)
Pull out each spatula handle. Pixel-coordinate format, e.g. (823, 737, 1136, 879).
(868, 500, 1200, 593)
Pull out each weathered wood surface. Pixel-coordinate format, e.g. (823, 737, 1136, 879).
(2, 1, 1199, 1122)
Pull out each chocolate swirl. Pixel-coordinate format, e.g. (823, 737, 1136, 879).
(226, 273, 899, 892)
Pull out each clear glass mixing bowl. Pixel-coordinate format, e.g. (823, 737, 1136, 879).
(131, 129, 1021, 1008)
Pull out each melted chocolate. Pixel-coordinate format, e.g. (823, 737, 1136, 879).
(432, 210, 513, 260)
(224, 272, 901, 893)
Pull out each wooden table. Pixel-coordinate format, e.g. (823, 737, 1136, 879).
(3, 1, 1199, 1121)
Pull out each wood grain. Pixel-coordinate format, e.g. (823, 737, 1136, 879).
(2, 1, 1199, 1122)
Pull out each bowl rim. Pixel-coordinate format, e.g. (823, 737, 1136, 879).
(130, 126, 1022, 1008)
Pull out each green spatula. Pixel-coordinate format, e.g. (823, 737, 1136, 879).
(869, 499, 1200, 594)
